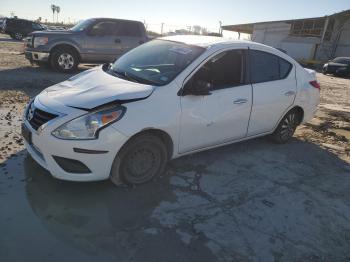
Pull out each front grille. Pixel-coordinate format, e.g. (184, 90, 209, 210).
(28, 107, 58, 130)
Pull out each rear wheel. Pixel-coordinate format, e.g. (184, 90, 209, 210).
(50, 47, 79, 73)
(271, 110, 300, 143)
(110, 134, 167, 186)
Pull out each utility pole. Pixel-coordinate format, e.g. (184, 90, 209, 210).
(161, 23, 164, 36)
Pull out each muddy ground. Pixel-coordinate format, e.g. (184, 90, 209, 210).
(0, 34, 349, 261)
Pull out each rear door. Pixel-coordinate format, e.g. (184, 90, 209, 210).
(116, 21, 146, 55)
(84, 20, 122, 62)
(179, 49, 252, 153)
(247, 49, 296, 136)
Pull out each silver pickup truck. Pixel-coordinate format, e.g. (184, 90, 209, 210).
(24, 18, 148, 73)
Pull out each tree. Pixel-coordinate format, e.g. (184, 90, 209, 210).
(56, 6, 60, 23)
(51, 4, 56, 23)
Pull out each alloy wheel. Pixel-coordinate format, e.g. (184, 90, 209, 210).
(57, 53, 74, 70)
(280, 112, 297, 140)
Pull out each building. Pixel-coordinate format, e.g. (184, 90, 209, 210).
(222, 9, 350, 63)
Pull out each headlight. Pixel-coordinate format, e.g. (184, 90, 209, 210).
(33, 36, 49, 48)
(52, 106, 126, 140)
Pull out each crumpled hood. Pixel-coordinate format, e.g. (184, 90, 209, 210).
(38, 66, 155, 110)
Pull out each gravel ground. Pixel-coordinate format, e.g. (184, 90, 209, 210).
(0, 34, 349, 262)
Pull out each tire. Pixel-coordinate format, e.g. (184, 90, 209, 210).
(110, 134, 168, 186)
(50, 47, 79, 73)
(270, 110, 300, 143)
(13, 32, 24, 40)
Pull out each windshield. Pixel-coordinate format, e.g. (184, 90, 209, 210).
(70, 19, 94, 32)
(109, 39, 205, 86)
(332, 58, 350, 65)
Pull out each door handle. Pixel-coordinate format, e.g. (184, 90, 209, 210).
(233, 99, 248, 105)
(284, 91, 295, 96)
(115, 38, 121, 43)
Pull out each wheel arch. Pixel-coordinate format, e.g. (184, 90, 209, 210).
(49, 43, 81, 61)
(273, 105, 305, 133)
(124, 128, 174, 160)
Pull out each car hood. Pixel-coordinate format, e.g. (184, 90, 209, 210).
(29, 30, 74, 37)
(38, 66, 155, 110)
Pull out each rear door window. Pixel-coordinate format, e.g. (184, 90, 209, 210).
(250, 50, 279, 83)
(250, 50, 292, 83)
(279, 58, 292, 78)
(116, 21, 142, 37)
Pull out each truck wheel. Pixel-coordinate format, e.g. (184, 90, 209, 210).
(13, 32, 24, 40)
(50, 47, 79, 73)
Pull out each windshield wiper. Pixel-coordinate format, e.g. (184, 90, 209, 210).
(113, 69, 160, 86)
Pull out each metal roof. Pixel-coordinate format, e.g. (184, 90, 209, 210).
(222, 9, 350, 34)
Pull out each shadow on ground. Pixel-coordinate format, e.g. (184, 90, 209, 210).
(0, 137, 349, 261)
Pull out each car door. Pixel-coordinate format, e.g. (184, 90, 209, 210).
(179, 49, 252, 153)
(84, 20, 122, 62)
(116, 21, 145, 55)
(247, 49, 296, 136)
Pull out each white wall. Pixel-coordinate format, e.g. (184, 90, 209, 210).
(335, 19, 350, 57)
(251, 22, 318, 61)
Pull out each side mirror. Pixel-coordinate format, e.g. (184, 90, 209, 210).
(102, 62, 111, 71)
(183, 79, 212, 96)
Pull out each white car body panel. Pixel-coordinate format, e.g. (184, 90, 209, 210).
(23, 35, 320, 182)
(40, 66, 154, 109)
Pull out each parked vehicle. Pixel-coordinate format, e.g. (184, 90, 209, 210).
(323, 57, 350, 77)
(1, 18, 45, 40)
(24, 18, 148, 72)
(22, 36, 320, 186)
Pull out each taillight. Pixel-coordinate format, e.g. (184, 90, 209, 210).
(309, 80, 320, 90)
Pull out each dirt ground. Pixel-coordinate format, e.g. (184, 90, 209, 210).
(0, 34, 349, 261)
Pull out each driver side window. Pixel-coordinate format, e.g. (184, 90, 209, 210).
(89, 21, 116, 36)
(191, 49, 246, 91)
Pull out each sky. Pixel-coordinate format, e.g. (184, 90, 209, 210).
(1, 0, 349, 34)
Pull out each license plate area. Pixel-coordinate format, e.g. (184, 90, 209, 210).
(21, 123, 32, 144)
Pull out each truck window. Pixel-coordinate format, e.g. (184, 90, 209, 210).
(117, 21, 142, 37)
(89, 21, 116, 36)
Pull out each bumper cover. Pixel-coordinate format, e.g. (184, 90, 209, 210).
(25, 51, 49, 62)
(22, 101, 129, 182)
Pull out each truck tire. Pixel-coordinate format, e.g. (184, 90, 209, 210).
(50, 47, 79, 73)
(13, 32, 24, 40)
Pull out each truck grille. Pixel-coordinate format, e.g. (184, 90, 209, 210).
(27, 105, 58, 130)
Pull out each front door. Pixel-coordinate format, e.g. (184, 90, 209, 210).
(84, 20, 122, 62)
(179, 49, 252, 153)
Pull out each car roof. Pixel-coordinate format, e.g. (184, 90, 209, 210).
(90, 18, 143, 24)
(159, 35, 257, 48)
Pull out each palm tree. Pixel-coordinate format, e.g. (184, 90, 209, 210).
(56, 6, 60, 23)
(51, 4, 56, 23)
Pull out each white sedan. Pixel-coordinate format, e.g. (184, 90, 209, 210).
(22, 35, 320, 185)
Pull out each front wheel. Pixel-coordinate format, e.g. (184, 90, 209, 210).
(271, 110, 300, 143)
(110, 134, 168, 186)
(50, 48, 79, 73)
